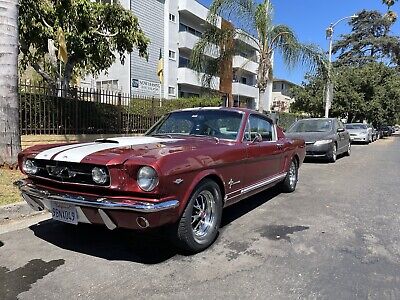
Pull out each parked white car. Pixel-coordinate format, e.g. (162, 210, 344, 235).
(345, 123, 372, 144)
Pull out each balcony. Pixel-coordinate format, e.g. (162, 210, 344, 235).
(178, 31, 220, 58)
(178, 31, 199, 51)
(233, 56, 258, 74)
(235, 30, 259, 50)
(178, 67, 220, 89)
(232, 82, 258, 99)
(178, 0, 221, 28)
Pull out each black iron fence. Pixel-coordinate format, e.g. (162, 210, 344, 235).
(19, 82, 221, 135)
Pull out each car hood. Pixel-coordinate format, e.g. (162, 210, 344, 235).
(25, 136, 227, 166)
(285, 132, 333, 143)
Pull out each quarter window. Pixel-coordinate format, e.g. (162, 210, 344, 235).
(246, 115, 274, 141)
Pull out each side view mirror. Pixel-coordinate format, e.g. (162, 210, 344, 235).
(252, 133, 263, 143)
(337, 128, 345, 133)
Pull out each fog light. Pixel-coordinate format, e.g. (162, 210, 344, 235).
(92, 167, 108, 184)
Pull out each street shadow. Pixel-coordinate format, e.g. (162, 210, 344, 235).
(29, 187, 283, 264)
(221, 186, 281, 229)
(29, 221, 178, 264)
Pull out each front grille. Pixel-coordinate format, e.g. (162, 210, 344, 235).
(30, 159, 110, 186)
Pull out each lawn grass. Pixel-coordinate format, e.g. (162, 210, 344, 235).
(0, 168, 24, 206)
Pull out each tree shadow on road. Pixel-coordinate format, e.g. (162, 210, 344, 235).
(29, 187, 283, 264)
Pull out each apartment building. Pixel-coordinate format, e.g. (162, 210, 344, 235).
(271, 79, 298, 113)
(86, 0, 260, 109)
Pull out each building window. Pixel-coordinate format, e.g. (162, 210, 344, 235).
(169, 50, 176, 60)
(241, 77, 247, 85)
(179, 23, 202, 37)
(169, 86, 176, 96)
(179, 56, 190, 68)
(169, 13, 176, 23)
(97, 0, 115, 4)
(96, 80, 119, 91)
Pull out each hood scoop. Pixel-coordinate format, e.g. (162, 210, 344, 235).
(95, 139, 119, 144)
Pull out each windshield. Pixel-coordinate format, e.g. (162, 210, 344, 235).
(287, 119, 333, 133)
(146, 110, 243, 140)
(345, 124, 367, 130)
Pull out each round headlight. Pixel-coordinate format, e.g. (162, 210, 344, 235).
(137, 166, 159, 192)
(92, 167, 108, 185)
(22, 159, 38, 175)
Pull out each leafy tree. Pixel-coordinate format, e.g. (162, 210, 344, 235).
(191, 0, 325, 112)
(332, 10, 400, 67)
(383, 0, 398, 22)
(0, 0, 20, 167)
(19, 0, 149, 87)
(291, 63, 400, 126)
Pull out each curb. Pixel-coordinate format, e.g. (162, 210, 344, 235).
(0, 201, 44, 224)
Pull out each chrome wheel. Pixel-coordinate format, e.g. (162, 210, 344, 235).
(289, 162, 297, 188)
(191, 190, 216, 241)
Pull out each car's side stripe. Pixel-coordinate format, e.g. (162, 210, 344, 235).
(226, 172, 287, 201)
(241, 173, 287, 194)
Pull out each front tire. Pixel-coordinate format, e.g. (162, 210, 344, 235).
(345, 142, 351, 156)
(328, 143, 337, 163)
(281, 159, 298, 193)
(175, 179, 222, 253)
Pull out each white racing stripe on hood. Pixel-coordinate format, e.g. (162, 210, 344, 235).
(35, 143, 94, 160)
(51, 136, 180, 163)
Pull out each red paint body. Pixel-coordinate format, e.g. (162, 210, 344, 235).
(18, 108, 305, 230)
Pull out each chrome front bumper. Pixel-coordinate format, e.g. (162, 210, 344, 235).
(14, 179, 179, 213)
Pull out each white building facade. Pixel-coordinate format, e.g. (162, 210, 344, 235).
(86, 0, 260, 108)
(271, 79, 298, 113)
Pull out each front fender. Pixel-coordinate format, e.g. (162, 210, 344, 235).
(177, 169, 225, 217)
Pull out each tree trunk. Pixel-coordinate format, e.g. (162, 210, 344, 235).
(0, 0, 21, 167)
(258, 88, 266, 112)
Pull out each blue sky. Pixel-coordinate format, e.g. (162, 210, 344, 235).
(198, 0, 400, 84)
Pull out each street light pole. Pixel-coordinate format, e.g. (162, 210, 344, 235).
(324, 15, 358, 118)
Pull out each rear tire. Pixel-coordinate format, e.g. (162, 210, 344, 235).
(281, 159, 298, 193)
(174, 179, 222, 253)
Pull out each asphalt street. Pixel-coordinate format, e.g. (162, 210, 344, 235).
(1, 135, 399, 299)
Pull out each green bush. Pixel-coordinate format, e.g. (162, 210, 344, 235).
(276, 112, 307, 130)
(127, 97, 222, 116)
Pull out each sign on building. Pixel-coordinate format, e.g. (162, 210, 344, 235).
(131, 79, 160, 96)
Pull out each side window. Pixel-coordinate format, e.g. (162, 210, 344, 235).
(248, 115, 274, 141)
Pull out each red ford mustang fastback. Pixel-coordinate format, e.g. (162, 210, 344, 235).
(15, 107, 305, 252)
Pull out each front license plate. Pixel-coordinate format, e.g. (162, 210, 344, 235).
(51, 203, 78, 225)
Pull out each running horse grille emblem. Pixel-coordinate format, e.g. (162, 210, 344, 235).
(46, 165, 77, 179)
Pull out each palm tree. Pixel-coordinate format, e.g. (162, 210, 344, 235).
(191, 0, 325, 112)
(0, 0, 21, 166)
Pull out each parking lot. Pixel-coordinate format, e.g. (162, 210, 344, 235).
(1, 135, 399, 299)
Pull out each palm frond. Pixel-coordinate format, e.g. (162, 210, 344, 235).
(269, 24, 327, 75)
